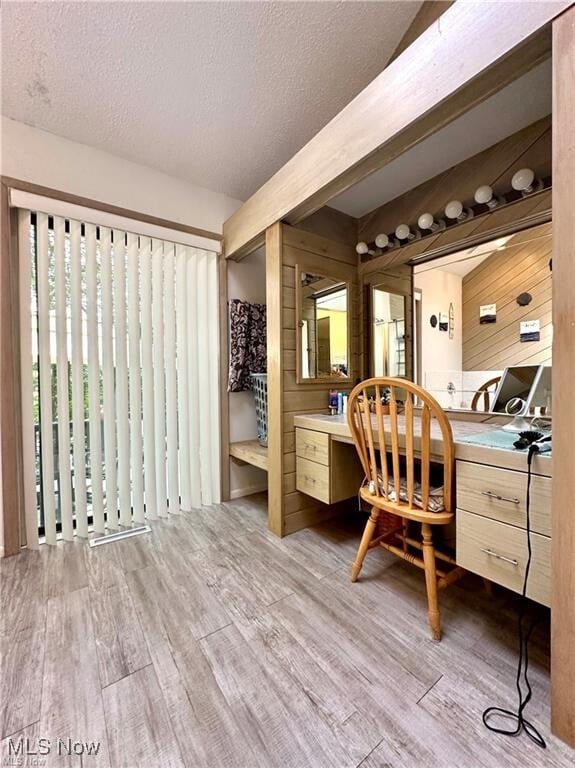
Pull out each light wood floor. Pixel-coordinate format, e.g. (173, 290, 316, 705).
(1, 494, 573, 768)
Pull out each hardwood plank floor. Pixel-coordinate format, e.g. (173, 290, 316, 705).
(90, 583, 151, 688)
(1, 492, 573, 768)
(102, 665, 184, 768)
(39, 587, 110, 767)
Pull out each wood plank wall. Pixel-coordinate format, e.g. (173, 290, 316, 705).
(266, 223, 359, 536)
(358, 115, 551, 245)
(294, 205, 358, 248)
(462, 222, 552, 370)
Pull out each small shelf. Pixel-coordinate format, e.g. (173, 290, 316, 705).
(229, 440, 268, 471)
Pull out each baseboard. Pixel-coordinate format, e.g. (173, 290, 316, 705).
(229, 483, 268, 500)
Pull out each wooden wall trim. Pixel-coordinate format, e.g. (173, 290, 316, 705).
(266, 223, 284, 536)
(224, 2, 567, 258)
(551, 4, 575, 749)
(1, 175, 223, 243)
(0, 182, 23, 556)
(218, 254, 230, 501)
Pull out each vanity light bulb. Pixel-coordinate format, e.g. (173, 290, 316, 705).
(417, 213, 435, 230)
(511, 167, 535, 192)
(375, 233, 389, 249)
(474, 185, 493, 205)
(356, 241, 369, 255)
(444, 200, 463, 220)
(395, 224, 411, 240)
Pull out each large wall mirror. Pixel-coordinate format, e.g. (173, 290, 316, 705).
(412, 221, 552, 411)
(297, 268, 350, 382)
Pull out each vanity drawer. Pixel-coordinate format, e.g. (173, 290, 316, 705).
(456, 509, 550, 606)
(456, 461, 551, 537)
(295, 428, 330, 465)
(296, 457, 330, 504)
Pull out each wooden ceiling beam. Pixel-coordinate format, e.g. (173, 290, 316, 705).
(224, 1, 569, 260)
(387, 1, 454, 64)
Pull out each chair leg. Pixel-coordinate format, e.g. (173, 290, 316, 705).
(421, 523, 441, 641)
(351, 506, 380, 582)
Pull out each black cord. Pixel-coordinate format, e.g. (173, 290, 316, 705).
(482, 445, 547, 749)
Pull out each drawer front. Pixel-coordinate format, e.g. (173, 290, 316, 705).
(456, 509, 550, 606)
(456, 461, 551, 537)
(296, 457, 330, 504)
(295, 428, 330, 466)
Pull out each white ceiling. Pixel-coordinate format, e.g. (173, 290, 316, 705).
(330, 60, 552, 218)
(1, 0, 422, 201)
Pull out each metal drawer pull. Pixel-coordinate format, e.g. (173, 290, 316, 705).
(480, 547, 518, 566)
(481, 490, 520, 504)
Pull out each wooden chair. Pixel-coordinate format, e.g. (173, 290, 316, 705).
(470, 376, 501, 412)
(347, 377, 463, 640)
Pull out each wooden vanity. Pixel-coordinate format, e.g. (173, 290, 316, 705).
(295, 427, 363, 505)
(294, 412, 552, 605)
(456, 459, 551, 606)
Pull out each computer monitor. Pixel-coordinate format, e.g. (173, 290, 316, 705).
(491, 365, 543, 431)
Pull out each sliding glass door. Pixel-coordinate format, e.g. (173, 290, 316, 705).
(18, 207, 220, 545)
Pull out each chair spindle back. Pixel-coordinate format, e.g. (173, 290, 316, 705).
(347, 378, 454, 514)
(470, 376, 501, 412)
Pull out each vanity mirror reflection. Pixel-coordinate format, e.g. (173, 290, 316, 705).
(297, 268, 350, 382)
(372, 286, 407, 378)
(412, 221, 552, 411)
(364, 265, 413, 381)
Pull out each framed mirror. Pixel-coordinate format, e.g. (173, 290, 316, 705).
(372, 286, 408, 378)
(296, 268, 351, 382)
(362, 266, 413, 381)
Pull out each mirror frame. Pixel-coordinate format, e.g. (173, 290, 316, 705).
(361, 271, 413, 382)
(295, 263, 353, 385)
(369, 285, 409, 379)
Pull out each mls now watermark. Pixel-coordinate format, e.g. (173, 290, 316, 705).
(7, 737, 101, 761)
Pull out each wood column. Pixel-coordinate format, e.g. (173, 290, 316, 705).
(265, 223, 284, 536)
(551, 3, 575, 748)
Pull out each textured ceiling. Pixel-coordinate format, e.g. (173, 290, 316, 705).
(1, 0, 422, 200)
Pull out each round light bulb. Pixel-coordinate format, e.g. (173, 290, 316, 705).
(418, 212, 434, 230)
(511, 167, 535, 192)
(474, 185, 493, 205)
(355, 241, 369, 255)
(445, 200, 463, 220)
(395, 224, 411, 240)
(374, 233, 389, 249)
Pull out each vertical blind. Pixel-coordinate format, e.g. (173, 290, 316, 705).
(18, 207, 220, 546)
